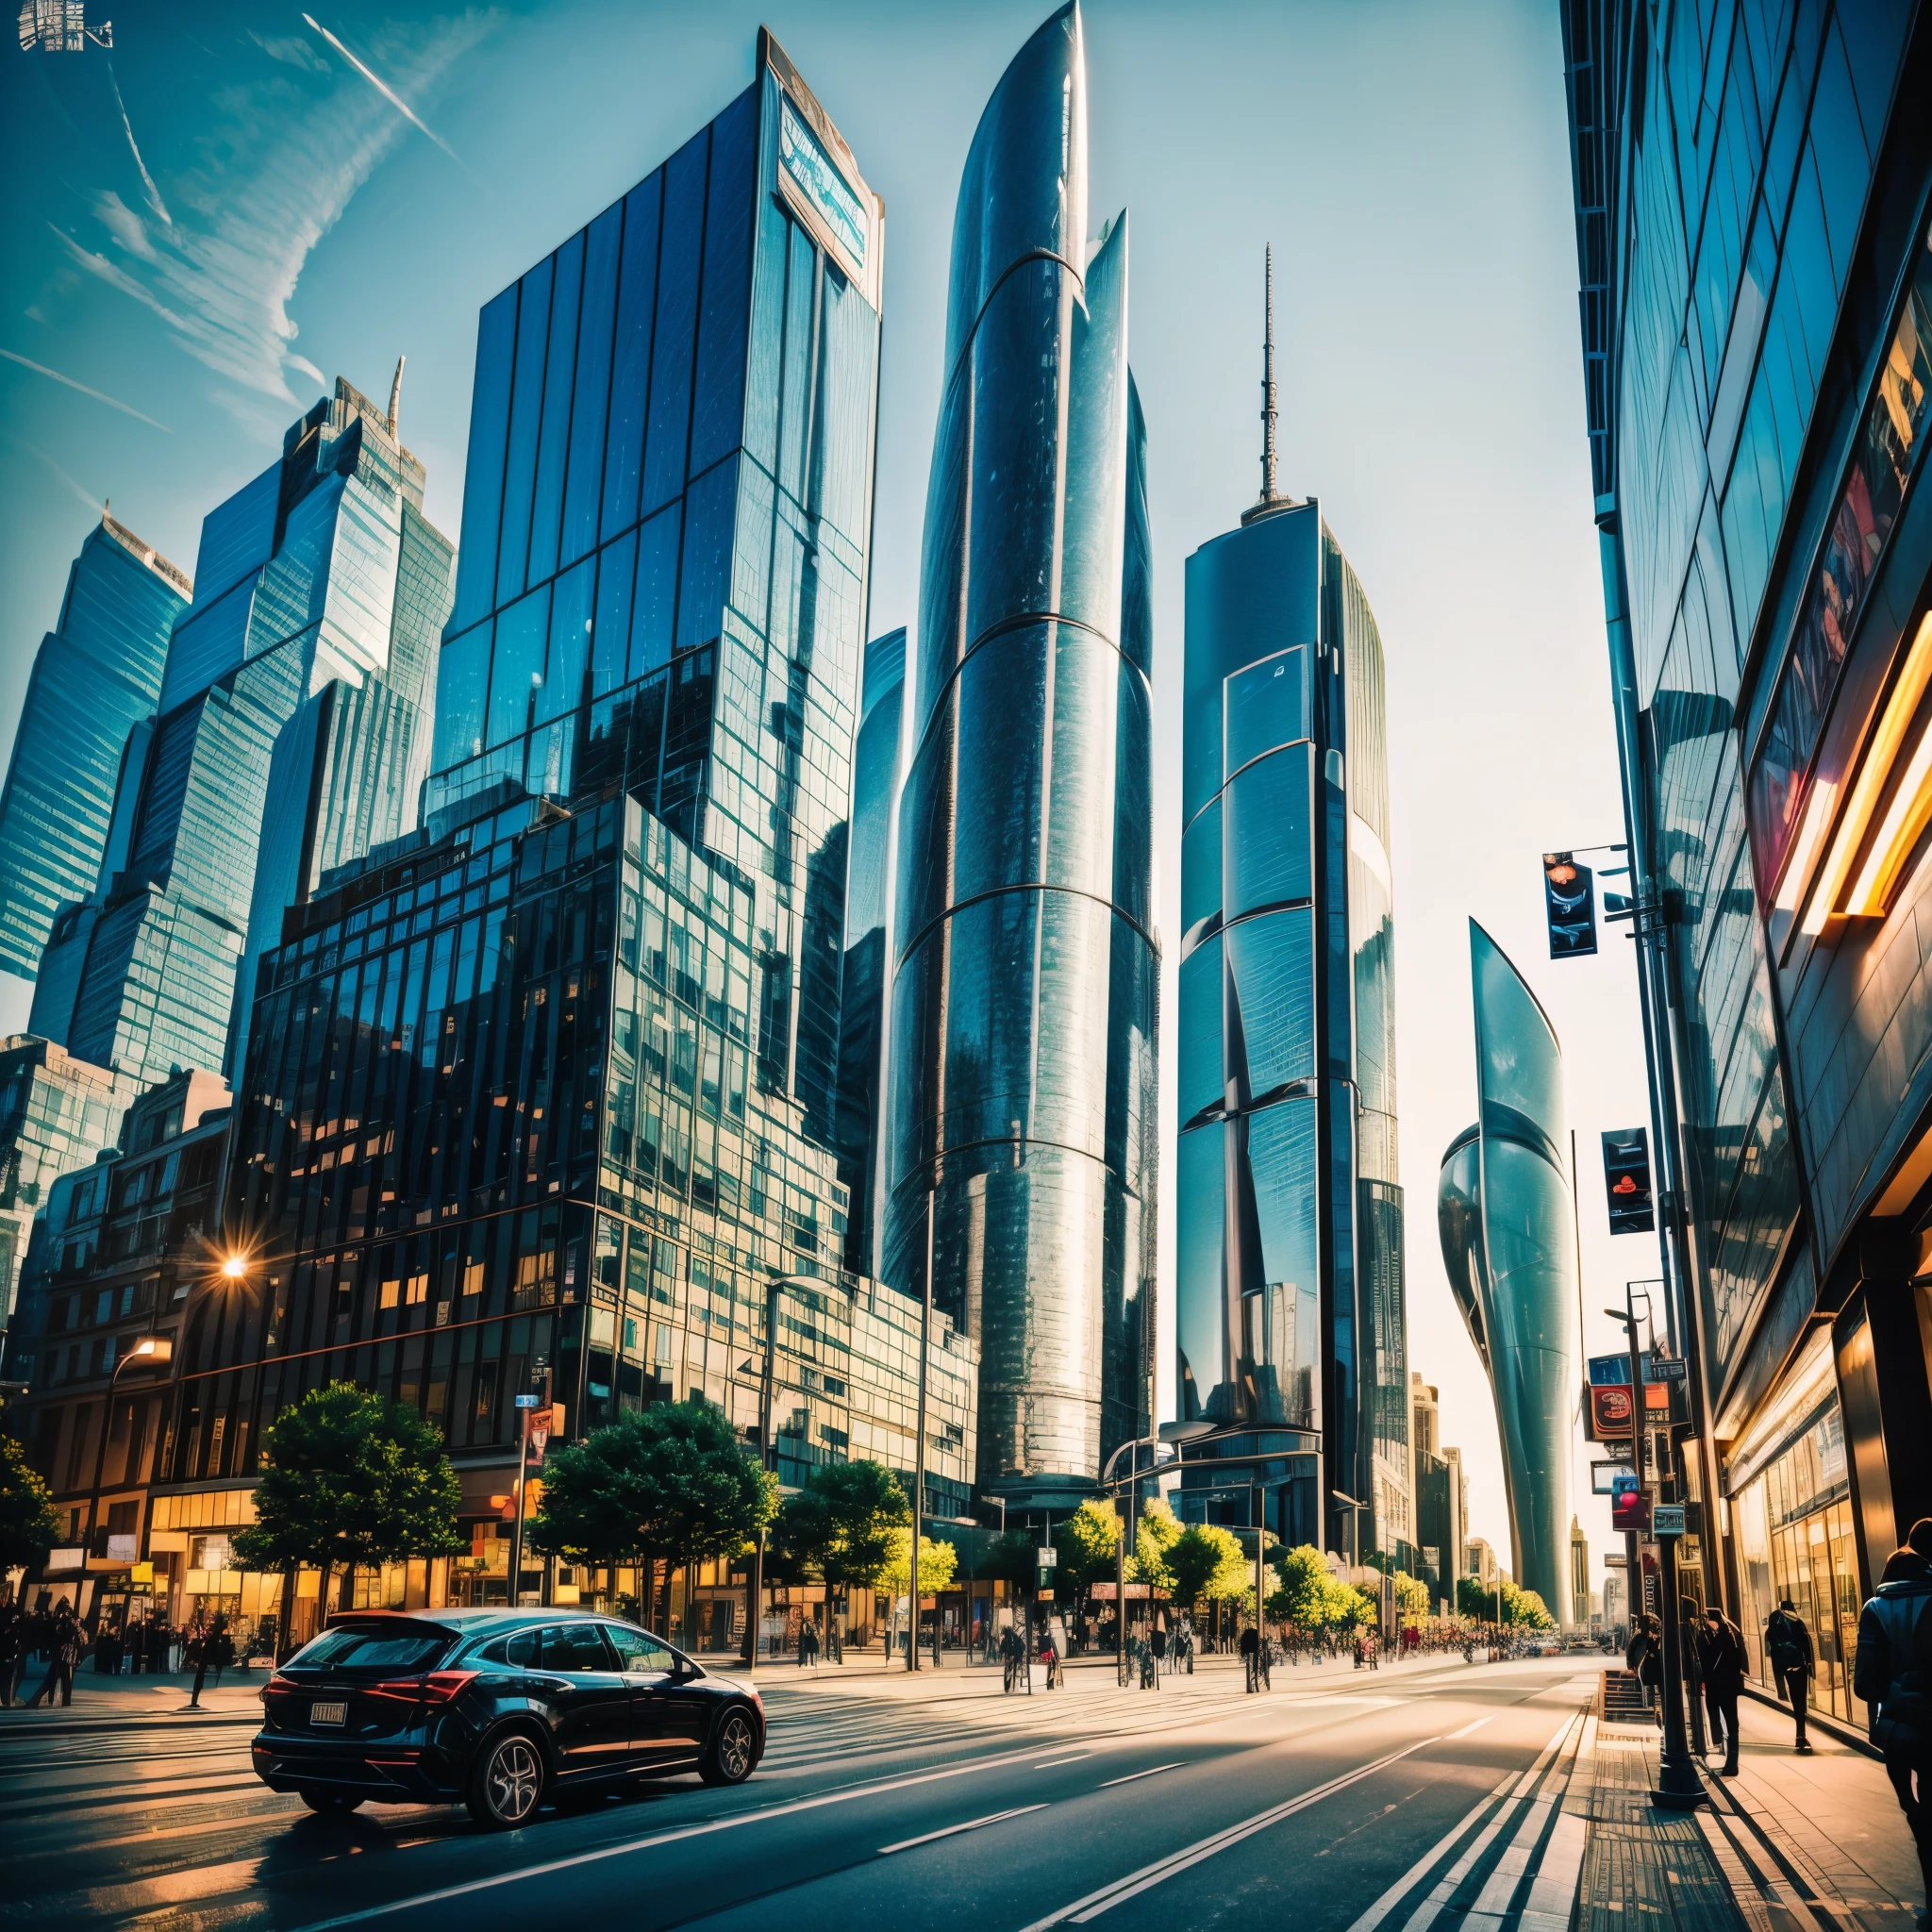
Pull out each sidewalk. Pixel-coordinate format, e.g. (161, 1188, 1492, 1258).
(1574, 1673, 1926, 1932)
(1, 1663, 266, 1729)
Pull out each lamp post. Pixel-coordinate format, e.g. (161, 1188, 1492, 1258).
(84, 1334, 174, 1622)
(1099, 1429, 1174, 1687)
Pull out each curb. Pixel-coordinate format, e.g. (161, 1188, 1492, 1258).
(1739, 1682, 1880, 1760)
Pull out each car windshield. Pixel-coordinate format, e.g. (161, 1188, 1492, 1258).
(291, 1625, 452, 1673)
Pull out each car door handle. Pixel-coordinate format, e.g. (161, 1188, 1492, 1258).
(535, 1676, 572, 1694)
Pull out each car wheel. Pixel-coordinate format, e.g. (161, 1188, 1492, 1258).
(467, 1729, 546, 1829)
(699, 1706, 758, 1787)
(298, 1788, 364, 1815)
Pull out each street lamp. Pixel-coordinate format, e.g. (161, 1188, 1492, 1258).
(1099, 1431, 1177, 1686)
(84, 1334, 174, 1618)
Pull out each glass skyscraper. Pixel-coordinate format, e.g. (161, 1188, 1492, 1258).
(1562, 2, 1930, 1718)
(42, 376, 454, 1091)
(884, 2, 1158, 1503)
(1436, 921, 1578, 1615)
(0, 513, 189, 990)
(1172, 455, 1407, 1560)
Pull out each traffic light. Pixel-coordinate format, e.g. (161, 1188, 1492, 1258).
(1541, 852, 1597, 958)
(1602, 1128, 1655, 1234)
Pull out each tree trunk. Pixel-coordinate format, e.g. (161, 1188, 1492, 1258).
(658, 1556, 675, 1640)
(317, 1563, 333, 1629)
(277, 1568, 297, 1663)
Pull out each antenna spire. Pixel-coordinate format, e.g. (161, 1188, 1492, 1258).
(387, 355, 406, 438)
(1260, 246, 1278, 505)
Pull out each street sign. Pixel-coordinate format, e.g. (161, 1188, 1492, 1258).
(1603, 1554, 1629, 1568)
(1653, 1357, 1687, 1382)
(1038, 1546, 1057, 1568)
(1611, 1485, 1652, 1532)
(516, 1394, 540, 1408)
(1653, 1505, 1686, 1535)
(1591, 1461, 1639, 1494)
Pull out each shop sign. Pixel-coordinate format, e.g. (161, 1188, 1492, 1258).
(1652, 1505, 1686, 1536)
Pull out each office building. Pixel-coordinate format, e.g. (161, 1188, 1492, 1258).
(1570, 1515, 1591, 1629)
(1170, 258, 1405, 1561)
(1437, 921, 1579, 1614)
(1410, 1372, 1464, 1607)
(44, 373, 453, 1091)
(0, 512, 190, 993)
(1561, 2, 1931, 1726)
(886, 2, 1157, 1506)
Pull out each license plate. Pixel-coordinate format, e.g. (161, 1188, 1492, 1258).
(310, 1700, 347, 1726)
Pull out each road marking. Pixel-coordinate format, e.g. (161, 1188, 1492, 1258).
(1445, 1716, 1495, 1740)
(1464, 1715, 1587, 1926)
(1036, 1754, 1091, 1768)
(1018, 1737, 1443, 1930)
(879, 1805, 1048, 1855)
(1341, 1781, 1514, 1932)
(1099, 1762, 1183, 1788)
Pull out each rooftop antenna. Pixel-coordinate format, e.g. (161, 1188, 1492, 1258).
(387, 355, 406, 438)
(1242, 249, 1293, 524)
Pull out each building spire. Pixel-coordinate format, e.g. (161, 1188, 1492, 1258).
(387, 355, 406, 438)
(1260, 245, 1278, 505)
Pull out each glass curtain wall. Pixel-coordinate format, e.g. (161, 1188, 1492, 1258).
(884, 2, 1158, 1498)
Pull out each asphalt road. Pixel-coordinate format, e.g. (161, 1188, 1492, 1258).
(0, 1654, 1604, 1932)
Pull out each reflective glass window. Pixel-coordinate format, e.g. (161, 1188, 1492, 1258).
(1225, 908, 1314, 1098)
(1223, 742, 1312, 919)
(591, 530, 637, 700)
(742, 178, 789, 474)
(1180, 799, 1222, 941)
(675, 457, 737, 655)
(1176, 935, 1222, 1127)
(643, 131, 707, 516)
(1174, 1122, 1225, 1420)
(496, 256, 552, 608)
(779, 221, 816, 502)
(527, 228, 584, 588)
(631, 503, 680, 680)
(691, 87, 755, 477)
(487, 585, 549, 748)
(451, 286, 516, 632)
(602, 174, 662, 543)
(1224, 646, 1307, 777)
(538, 558, 593, 728)
(1246, 1096, 1319, 1309)
(563, 203, 622, 568)
(939, 892, 1037, 1150)
(432, 621, 491, 770)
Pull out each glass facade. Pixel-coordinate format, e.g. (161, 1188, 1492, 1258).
(1561, 0, 1932, 1632)
(1436, 922, 1578, 1613)
(1173, 494, 1407, 1560)
(47, 379, 453, 1091)
(884, 2, 1158, 1499)
(0, 515, 189, 988)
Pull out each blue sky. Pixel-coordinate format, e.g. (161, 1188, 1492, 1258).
(0, 0, 1657, 1589)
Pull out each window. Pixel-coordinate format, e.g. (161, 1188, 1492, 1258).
(542, 1623, 616, 1673)
(293, 1625, 454, 1673)
(606, 1624, 675, 1674)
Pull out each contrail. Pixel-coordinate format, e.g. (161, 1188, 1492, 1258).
(108, 62, 173, 225)
(0, 347, 171, 431)
(302, 14, 465, 169)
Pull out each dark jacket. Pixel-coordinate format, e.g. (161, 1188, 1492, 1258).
(1698, 1616, 1746, 1697)
(1854, 1564, 1932, 1758)
(1765, 1607, 1814, 1677)
(1626, 1628, 1659, 1684)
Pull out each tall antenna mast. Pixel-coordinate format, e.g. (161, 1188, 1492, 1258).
(1260, 246, 1278, 504)
(387, 355, 406, 438)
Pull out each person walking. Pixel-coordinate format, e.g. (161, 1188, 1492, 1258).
(1680, 1597, 1708, 1756)
(1765, 1597, 1817, 1753)
(27, 1604, 80, 1707)
(1241, 1621, 1261, 1693)
(1856, 1519, 1932, 1922)
(1699, 1606, 1746, 1774)
(796, 1620, 818, 1669)
(1000, 1622, 1023, 1694)
(0, 1601, 23, 1707)
(189, 1612, 233, 1709)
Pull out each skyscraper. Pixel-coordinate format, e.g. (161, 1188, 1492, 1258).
(1561, 0, 1930, 1722)
(885, 2, 1158, 1504)
(46, 375, 453, 1090)
(1170, 259, 1407, 1562)
(0, 512, 189, 991)
(1436, 919, 1578, 1614)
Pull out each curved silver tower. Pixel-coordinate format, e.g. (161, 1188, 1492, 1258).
(885, 2, 1158, 1501)
(1438, 919, 1578, 1612)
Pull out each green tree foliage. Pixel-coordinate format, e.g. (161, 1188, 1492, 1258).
(878, 1528, 959, 1596)
(1165, 1523, 1249, 1613)
(775, 1460, 908, 1599)
(1058, 1499, 1124, 1593)
(1455, 1574, 1555, 1628)
(1133, 1498, 1182, 1592)
(530, 1398, 776, 1629)
(234, 1383, 463, 1634)
(1269, 1543, 1374, 1629)
(0, 1431, 60, 1579)
(1391, 1570, 1432, 1624)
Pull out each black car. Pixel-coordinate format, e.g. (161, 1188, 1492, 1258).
(251, 1607, 764, 1829)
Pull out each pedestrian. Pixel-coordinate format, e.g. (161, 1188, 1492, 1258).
(1765, 1597, 1816, 1754)
(1000, 1622, 1023, 1694)
(0, 1600, 22, 1707)
(189, 1612, 233, 1709)
(1625, 1614, 1660, 1715)
(27, 1602, 80, 1707)
(796, 1620, 818, 1669)
(1150, 1623, 1167, 1676)
(1855, 1519, 1932, 1919)
(1679, 1597, 1707, 1756)
(1240, 1621, 1261, 1693)
(1699, 1607, 1746, 1775)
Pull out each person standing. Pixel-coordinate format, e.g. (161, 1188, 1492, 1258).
(189, 1612, 233, 1709)
(1856, 1520, 1932, 1918)
(1766, 1598, 1817, 1754)
(0, 1601, 23, 1707)
(1240, 1621, 1261, 1692)
(28, 1604, 80, 1707)
(1699, 1607, 1747, 1774)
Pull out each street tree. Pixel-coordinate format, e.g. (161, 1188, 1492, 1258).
(234, 1382, 463, 1654)
(879, 1528, 959, 1597)
(775, 1459, 908, 1646)
(1165, 1522, 1249, 1639)
(1270, 1543, 1374, 1631)
(0, 1431, 59, 1587)
(531, 1398, 776, 1632)
(1391, 1571, 1431, 1624)
(1133, 1497, 1182, 1592)
(1058, 1498, 1124, 1603)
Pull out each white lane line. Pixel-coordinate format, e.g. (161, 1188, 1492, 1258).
(1519, 1715, 1594, 1932)
(1036, 1755, 1091, 1769)
(1099, 1762, 1184, 1789)
(1445, 1716, 1495, 1740)
(1464, 1714, 1587, 1926)
(1341, 1781, 1513, 1932)
(1017, 1736, 1442, 1931)
(879, 1805, 1048, 1855)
